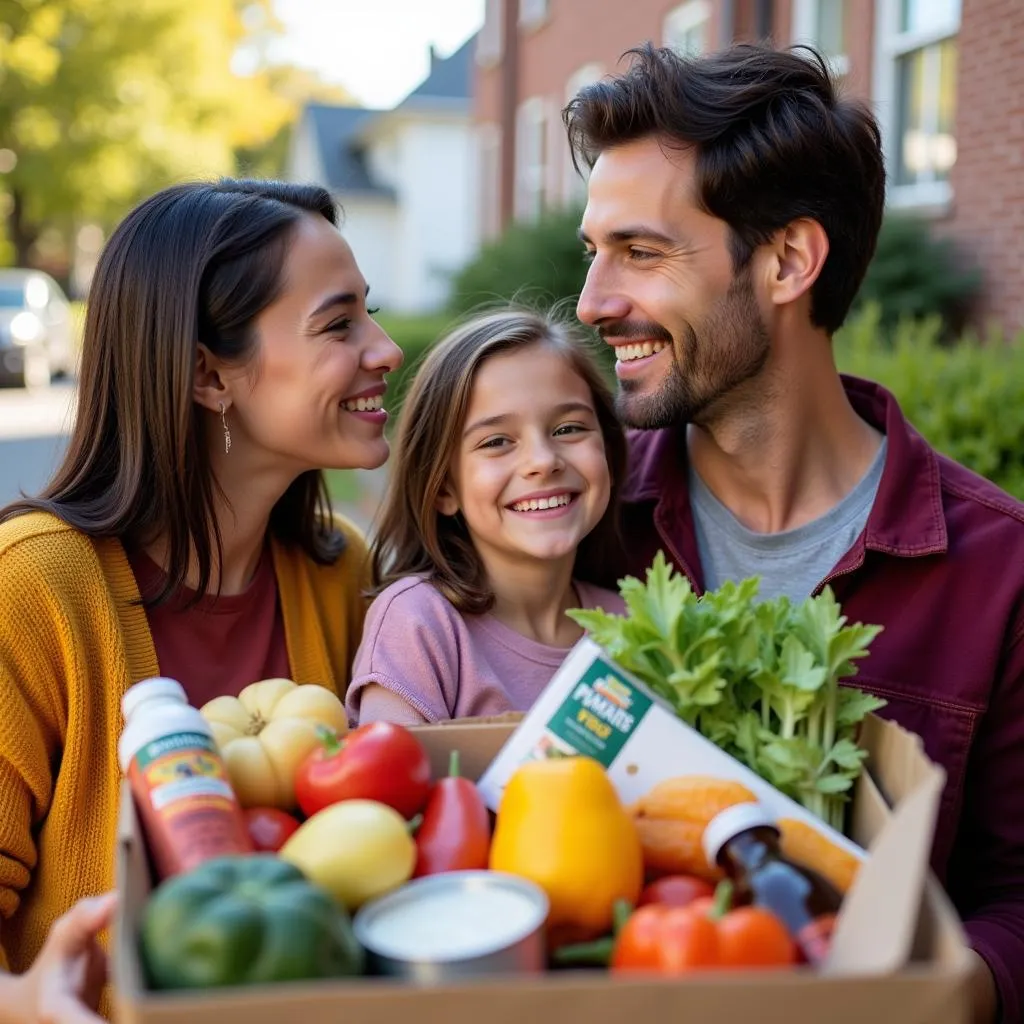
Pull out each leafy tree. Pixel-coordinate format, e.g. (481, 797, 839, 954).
(0, 0, 293, 269)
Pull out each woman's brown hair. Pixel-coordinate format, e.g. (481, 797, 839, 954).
(0, 179, 345, 606)
(371, 307, 627, 615)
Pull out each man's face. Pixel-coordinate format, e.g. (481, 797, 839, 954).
(577, 137, 771, 430)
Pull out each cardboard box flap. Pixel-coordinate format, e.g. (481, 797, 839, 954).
(824, 750, 946, 975)
(435, 712, 526, 727)
(859, 714, 937, 807)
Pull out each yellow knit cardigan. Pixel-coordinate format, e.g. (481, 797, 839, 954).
(0, 510, 370, 985)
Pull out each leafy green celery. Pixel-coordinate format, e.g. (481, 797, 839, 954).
(567, 553, 887, 834)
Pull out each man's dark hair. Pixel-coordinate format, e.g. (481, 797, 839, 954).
(563, 43, 886, 334)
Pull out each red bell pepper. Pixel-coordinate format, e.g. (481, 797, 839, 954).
(413, 750, 491, 877)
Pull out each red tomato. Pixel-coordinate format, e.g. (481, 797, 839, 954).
(294, 721, 432, 819)
(243, 807, 301, 852)
(638, 875, 715, 909)
(611, 902, 795, 974)
(611, 904, 720, 973)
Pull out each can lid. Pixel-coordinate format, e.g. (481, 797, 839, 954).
(122, 677, 188, 721)
(702, 801, 780, 866)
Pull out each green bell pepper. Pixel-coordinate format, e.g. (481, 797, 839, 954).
(141, 854, 365, 990)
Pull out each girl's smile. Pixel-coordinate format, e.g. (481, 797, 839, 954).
(506, 490, 580, 517)
(439, 343, 612, 574)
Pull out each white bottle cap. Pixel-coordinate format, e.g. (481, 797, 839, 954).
(702, 801, 780, 867)
(122, 677, 188, 722)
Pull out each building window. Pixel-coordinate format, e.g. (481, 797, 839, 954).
(873, 0, 959, 210)
(792, 0, 849, 76)
(562, 63, 603, 206)
(519, 0, 549, 30)
(477, 0, 503, 66)
(515, 98, 548, 223)
(663, 1, 710, 56)
(478, 123, 502, 241)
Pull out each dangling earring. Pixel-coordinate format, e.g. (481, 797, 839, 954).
(219, 401, 232, 455)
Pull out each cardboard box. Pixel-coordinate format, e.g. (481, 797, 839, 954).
(113, 717, 974, 1024)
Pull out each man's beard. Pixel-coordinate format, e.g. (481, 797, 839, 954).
(610, 267, 770, 431)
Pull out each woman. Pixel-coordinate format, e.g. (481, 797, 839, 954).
(0, 178, 402, 1020)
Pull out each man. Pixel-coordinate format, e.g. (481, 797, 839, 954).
(567, 42, 1022, 1023)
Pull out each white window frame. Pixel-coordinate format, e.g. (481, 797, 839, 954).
(514, 97, 548, 223)
(662, 1, 711, 56)
(791, 0, 850, 77)
(519, 0, 549, 30)
(477, 122, 502, 242)
(476, 0, 503, 67)
(872, 0, 960, 213)
(562, 63, 604, 206)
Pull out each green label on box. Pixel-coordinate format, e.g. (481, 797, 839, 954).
(544, 658, 653, 766)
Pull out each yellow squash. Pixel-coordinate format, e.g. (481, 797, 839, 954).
(200, 678, 347, 810)
(489, 757, 643, 946)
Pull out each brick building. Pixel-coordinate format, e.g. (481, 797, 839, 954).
(473, 0, 1024, 333)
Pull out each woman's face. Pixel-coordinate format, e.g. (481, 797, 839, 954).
(218, 214, 403, 474)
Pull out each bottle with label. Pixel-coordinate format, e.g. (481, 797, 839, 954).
(702, 802, 844, 966)
(118, 677, 252, 881)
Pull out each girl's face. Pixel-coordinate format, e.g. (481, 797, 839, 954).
(216, 214, 403, 474)
(440, 343, 612, 577)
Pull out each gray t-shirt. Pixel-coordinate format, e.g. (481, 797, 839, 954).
(689, 439, 888, 603)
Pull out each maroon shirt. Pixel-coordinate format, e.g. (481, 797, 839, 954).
(127, 546, 291, 708)
(606, 376, 1024, 1021)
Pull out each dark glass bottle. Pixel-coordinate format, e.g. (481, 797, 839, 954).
(703, 802, 845, 966)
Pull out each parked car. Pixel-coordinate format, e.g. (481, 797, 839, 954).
(0, 268, 77, 388)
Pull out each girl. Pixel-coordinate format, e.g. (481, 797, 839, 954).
(346, 308, 627, 726)
(0, 179, 402, 1021)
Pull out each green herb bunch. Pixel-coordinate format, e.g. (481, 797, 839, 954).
(568, 553, 886, 833)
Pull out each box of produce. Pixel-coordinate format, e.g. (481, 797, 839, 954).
(111, 563, 974, 1024)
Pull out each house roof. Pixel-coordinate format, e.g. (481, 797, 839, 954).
(297, 34, 475, 197)
(398, 35, 474, 108)
(304, 104, 393, 196)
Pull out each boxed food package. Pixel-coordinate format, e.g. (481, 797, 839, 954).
(112, 711, 973, 1024)
(476, 638, 865, 863)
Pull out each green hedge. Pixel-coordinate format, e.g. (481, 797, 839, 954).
(835, 305, 1024, 499)
(375, 312, 458, 414)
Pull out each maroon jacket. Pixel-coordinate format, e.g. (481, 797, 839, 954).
(609, 375, 1024, 1021)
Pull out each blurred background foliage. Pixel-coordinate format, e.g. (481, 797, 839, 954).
(0, 0, 351, 273)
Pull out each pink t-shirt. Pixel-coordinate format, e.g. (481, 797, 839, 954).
(345, 576, 625, 725)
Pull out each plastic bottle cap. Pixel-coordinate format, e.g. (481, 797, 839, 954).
(702, 801, 780, 867)
(122, 677, 188, 722)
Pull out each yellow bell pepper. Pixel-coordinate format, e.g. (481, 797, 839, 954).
(489, 756, 643, 947)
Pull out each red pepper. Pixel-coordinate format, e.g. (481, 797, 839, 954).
(413, 749, 491, 877)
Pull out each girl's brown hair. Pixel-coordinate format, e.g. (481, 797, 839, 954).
(371, 307, 627, 615)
